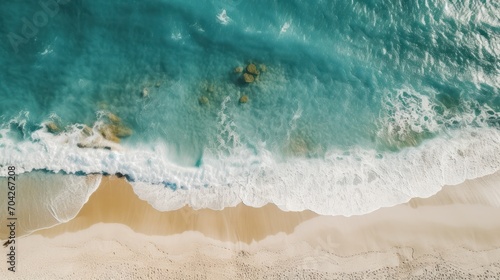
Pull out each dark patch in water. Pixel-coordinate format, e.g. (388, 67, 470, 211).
(163, 181, 178, 190)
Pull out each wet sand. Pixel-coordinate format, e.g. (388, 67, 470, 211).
(37, 176, 318, 243)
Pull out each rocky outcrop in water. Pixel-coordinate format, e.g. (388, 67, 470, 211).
(246, 63, 259, 75)
(238, 62, 263, 84)
(97, 113, 133, 143)
(142, 87, 149, 97)
(46, 122, 60, 133)
(108, 113, 121, 123)
(99, 125, 121, 143)
(199, 96, 209, 105)
(239, 95, 249, 103)
(243, 73, 255, 83)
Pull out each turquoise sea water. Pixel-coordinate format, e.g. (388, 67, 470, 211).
(0, 0, 499, 215)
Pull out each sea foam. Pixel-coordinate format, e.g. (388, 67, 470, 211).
(0, 172, 101, 236)
(1, 117, 499, 216)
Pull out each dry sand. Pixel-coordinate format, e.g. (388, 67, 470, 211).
(2, 173, 500, 279)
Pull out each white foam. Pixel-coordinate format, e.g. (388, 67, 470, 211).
(380, 87, 440, 137)
(0, 172, 101, 236)
(280, 22, 291, 34)
(377, 86, 500, 146)
(1, 114, 499, 216)
(170, 32, 182, 41)
(217, 9, 231, 25)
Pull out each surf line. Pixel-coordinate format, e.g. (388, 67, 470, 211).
(4, 166, 17, 273)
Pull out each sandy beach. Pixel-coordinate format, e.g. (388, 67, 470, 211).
(3, 173, 500, 279)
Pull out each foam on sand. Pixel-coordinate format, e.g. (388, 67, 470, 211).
(35, 176, 317, 243)
(0, 172, 101, 237)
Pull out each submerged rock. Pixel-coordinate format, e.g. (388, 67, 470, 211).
(243, 73, 255, 83)
(98, 102, 109, 110)
(82, 125, 93, 136)
(246, 63, 259, 75)
(259, 64, 267, 72)
(77, 143, 87, 148)
(234, 66, 243, 73)
(99, 126, 120, 143)
(200, 81, 217, 94)
(99, 123, 132, 143)
(207, 84, 215, 93)
(199, 96, 209, 105)
(239, 95, 249, 103)
(111, 124, 132, 138)
(46, 122, 60, 133)
(288, 137, 309, 156)
(108, 113, 121, 123)
(142, 87, 149, 97)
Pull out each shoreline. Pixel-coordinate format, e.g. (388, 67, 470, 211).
(34, 176, 318, 243)
(2, 126, 500, 218)
(3, 172, 500, 278)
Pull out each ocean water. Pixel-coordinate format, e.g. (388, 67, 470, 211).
(0, 0, 499, 216)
